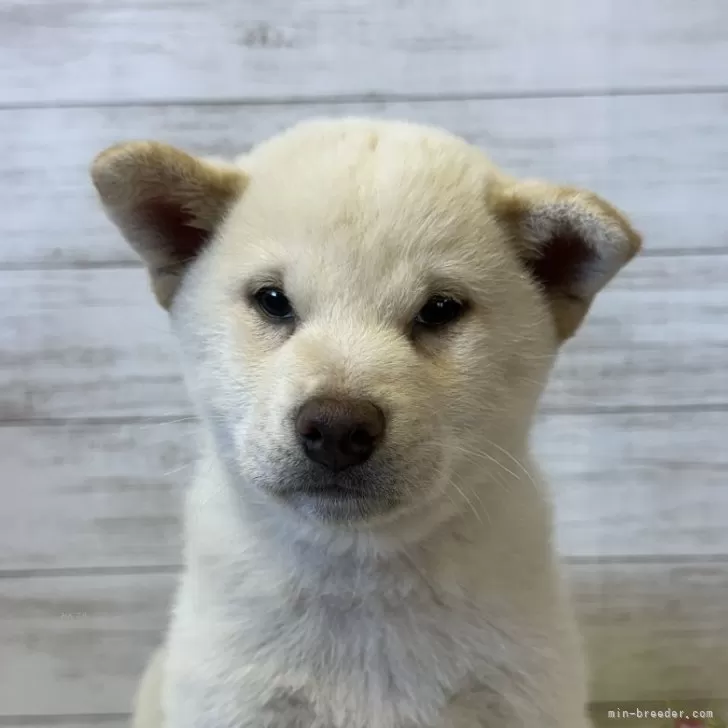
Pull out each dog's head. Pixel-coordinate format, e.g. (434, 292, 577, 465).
(92, 119, 640, 525)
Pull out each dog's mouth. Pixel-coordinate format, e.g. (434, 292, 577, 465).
(281, 487, 400, 522)
(272, 469, 403, 522)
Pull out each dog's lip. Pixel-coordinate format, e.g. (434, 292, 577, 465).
(272, 467, 377, 497)
(280, 485, 401, 522)
(280, 481, 371, 499)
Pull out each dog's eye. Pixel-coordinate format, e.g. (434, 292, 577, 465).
(254, 287, 295, 321)
(415, 296, 466, 328)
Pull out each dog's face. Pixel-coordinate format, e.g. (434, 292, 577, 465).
(92, 119, 640, 525)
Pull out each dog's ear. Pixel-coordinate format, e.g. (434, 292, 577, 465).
(91, 141, 247, 308)
(495, 180, 641, 340)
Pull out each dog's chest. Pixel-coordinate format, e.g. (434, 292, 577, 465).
(193, 568, 508, 728)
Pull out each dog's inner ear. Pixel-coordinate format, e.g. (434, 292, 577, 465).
(523, 224, 596, 294)
(91, 141, 246, 308)
(496, 181, 642, 340)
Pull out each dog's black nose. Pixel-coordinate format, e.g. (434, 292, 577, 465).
(296, 397, 385, 472)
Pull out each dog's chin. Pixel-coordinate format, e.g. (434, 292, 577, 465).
(262, 463, 407, 524)
(278, 488, 402, 524)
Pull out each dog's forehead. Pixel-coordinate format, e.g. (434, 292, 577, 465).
(242, 119, 498, 213)
(220, 121, 509, 285)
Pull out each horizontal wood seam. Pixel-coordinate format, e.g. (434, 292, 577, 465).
(4, 402, 728, 429)
(2, 247, 728, 274)
(2, 554, 728, 581)
(2, 84, 728, 113)
(0, 714, 130, 726)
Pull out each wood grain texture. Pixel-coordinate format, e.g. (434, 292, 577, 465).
(2, 254, 726, 420)
(0, 422, 192, 570)
(547, 252, 728, 412)
(2, 411, 727, 571)
(1, 563, 726, 716)
(0, 573, 172, 717)
(534, 410, 728, 559)
(0, 722, 128, 728)
(3, 94, 728, 266)
(2, 0, 728, 105)
(574, 561, 728, 702)
(0, 719, 129, 728)
(0, 268, 184, 420)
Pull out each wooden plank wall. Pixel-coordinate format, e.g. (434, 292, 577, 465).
(1, 0, 727, 722)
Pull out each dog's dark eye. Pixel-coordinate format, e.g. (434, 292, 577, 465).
(415, 296, 466, 328)
(254, 287, 294, 321)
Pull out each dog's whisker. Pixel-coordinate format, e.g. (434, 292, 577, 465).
(453, 475, 494, 526)
(398, 544, 444, 603)
(134, 416, 198, 431)
(480, 438, 540, 494)
(446, 478, 484, 526)
(454, 459, 514, 499)
(163, 461, 195, 477)
(447, 442, 521, 482)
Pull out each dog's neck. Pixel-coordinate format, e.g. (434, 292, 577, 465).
(183, 432, 554, 608)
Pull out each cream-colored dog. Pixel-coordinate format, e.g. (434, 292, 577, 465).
(91, 118, 640, 728)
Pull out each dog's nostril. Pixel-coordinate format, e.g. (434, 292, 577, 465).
(295, 396, 386, 472)
(348, 427, 373, 451)
(301, 425, 323, 444)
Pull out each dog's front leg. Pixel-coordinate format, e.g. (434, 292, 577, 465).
(444, 685, 595, 728)
(131, 649, 165, 728)
(164, 676, 320, 728)
(132, 649, 318, 728)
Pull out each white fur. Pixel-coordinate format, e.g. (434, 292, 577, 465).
(91, 118, 641, 728)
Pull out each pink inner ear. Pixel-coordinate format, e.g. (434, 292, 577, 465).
(140, 198, 209, 267)
(524, 226, 596, 299)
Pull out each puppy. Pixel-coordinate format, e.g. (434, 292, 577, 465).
(91, 118, 640, 728)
